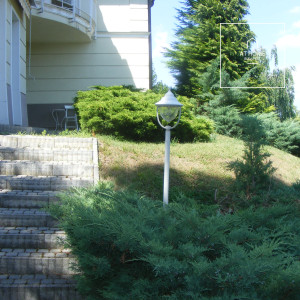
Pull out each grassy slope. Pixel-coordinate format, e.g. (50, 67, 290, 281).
(98, 134, 300, 201)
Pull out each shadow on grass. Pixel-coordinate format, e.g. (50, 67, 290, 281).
(102, 162, 235, 203)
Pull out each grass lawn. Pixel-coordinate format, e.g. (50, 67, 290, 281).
(7, 129, 299, 202)
(97, 134, 300, 201)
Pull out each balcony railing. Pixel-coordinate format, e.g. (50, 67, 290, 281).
(33, 0, 96, 34)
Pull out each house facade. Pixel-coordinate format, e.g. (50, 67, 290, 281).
(0, 0, 155, 128)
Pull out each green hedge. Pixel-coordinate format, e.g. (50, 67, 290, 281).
(50, 184, 300, 300)
(205, 103, 300, 156)
(74, 86, 213, 142)
(256, 113, 300, 156)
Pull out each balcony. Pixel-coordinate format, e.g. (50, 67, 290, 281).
(30, 0, 97, 42)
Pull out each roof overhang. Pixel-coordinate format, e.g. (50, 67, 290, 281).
(18, 0, 31, 18)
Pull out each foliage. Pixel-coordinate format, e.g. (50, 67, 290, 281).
(50, 184, 300, 300)
(204, 102, 242, 138)
(165, 0, 255, 97)
(262, 46, 296, 120)
(202, 96, 300, 156)
(166, 2, 296, 118)
(256, 113, 300, 156)
(152, 68, 170, 94)
(74, 86, 214, 143)
(191, 58, 273, 114)
(228, 115, 276, 195)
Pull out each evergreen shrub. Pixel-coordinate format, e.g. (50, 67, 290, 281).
(256, 113, 300, 156)
(228, 115, 276, 196)
(74, 86, 213, 142)
(205, 104, 300, 156)
(205, 103, 242, 138)
(50, 184, 300, 300)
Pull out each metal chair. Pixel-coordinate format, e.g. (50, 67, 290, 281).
(64, 105, 79, 131)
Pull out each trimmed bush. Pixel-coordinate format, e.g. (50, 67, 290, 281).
(205, 104, 242, 138)
(50, 184, 300, 300)
(74, 86, 213, 142)
(256, 113, 300, 156)
(205, 104, 300, 156)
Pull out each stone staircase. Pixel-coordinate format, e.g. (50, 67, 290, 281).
(0, 135, 99, 300)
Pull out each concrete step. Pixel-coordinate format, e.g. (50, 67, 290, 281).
(0, 160, 94, 177)
(0, 209, 57, 227)
(0, 227, 65, 249)
(0, 190, 58, 209)
(0, 274, 82, 300)
(0, 248, 76, 275)
(0, 134, 96, 300)
(0, 175, 93, 191)
(0, 135, 95, 151)
(0, 124, 47, 135)
(0, 146, 93, 163)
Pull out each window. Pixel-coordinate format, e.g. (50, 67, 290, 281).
(51, 0, 73, 10)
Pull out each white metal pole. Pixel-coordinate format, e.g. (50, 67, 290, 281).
(163, 126, 171, 206)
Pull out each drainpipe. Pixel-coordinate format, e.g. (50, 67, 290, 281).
(72, 0, 76, 22)
(28, 6, 35, 80)
(89, 0, 92, 32)
(40, 0, 44, 13)
(93, 0, 97, 40)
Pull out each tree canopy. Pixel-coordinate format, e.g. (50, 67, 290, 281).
(165, 0, 296, 118)
(166, 0, 255, 97)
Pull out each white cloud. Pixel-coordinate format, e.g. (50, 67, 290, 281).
(276, 32, 300, 49)
(292, 21, 300, 28)
(153, 31, 170, 59)
(290, 6, 300, 14)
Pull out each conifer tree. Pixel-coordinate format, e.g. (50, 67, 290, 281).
(166, 0, 255, 97)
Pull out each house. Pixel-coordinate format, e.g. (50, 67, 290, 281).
(0, 0, 155, 128)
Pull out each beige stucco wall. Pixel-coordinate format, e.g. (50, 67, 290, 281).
(27, 37, 150, 104)
(27, 0, 151, 105)
(97, 0, 149, 32)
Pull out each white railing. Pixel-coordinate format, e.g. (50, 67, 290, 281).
(34, 0, 97, 34)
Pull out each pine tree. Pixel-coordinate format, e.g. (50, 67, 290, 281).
(166, 0, 255, 97)
(228, 115, 276, 196)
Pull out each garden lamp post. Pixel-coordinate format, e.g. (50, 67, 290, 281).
(155, 90, 183, 206)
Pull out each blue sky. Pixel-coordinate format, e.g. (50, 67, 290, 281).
(152, 0, 300, 110)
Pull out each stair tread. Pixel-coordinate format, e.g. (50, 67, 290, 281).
(0, 136, 95, 151)
(0, 176, 93, 190)
(0, 248, 71, 253)
(0, 227, 62, 233)
(0, 189, 57, 195)
(0, 175, 91, 179)
(0, 146, 92, 151)
(0, 274, 76, 284)
(0, 160, 93, 166)
(0, 208, 50, 215)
